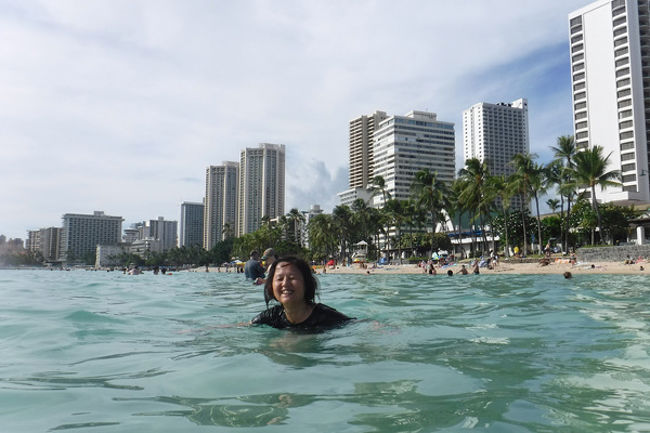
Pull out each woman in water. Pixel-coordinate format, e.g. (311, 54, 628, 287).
(251, 256, 352, 330)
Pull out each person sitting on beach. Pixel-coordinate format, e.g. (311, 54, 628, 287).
(427, 261, 436, 275)
(251, 256, 353, 330)
(459, 265, 468, 275)
(472, 262, 480, 274)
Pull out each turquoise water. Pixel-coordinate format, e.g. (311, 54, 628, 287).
(1, 270, 649, 432)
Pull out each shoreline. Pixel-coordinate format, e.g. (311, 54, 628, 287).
(320, 259, 648, 275)
(191, 258, 649, 276)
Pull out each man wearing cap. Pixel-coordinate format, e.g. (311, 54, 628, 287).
(244, 250, 265, 282)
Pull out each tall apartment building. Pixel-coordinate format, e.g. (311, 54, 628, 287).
(463, 98, 529, 208)
(61, 211, 123, 262)
(372, 110, 455, 205)
(237, 143, 285, 236)
(144, 217, 178, 252)
(203, 162, 239, 249)
(569, 0, 650, 203)
(349, 111, 389, 189)
(180, 201, 204, 248)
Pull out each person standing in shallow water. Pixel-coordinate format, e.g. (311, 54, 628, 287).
(251, 257, 353, 330)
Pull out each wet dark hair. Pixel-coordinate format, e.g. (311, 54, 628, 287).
(264, 256, 318, 306)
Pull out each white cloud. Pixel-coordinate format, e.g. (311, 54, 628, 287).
(0, 0, 588, 239)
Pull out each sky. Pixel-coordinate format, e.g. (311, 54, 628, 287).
(0, 0, 590, 240)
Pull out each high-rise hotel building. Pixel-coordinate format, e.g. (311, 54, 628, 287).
(349, 111, 389, 189)
(203, 162, 239, 249)
(180, 201, 204, 248)
(61, 211, 123, 262)
(372, 110, 455, 206)
(463, 98, 529, 208)
(237, 143, 285, 236)
(569, 0, 650, 202)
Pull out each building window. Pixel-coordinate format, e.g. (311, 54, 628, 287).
(575, 111, 588, 120)
(575, 101, 587, 110)
(573, 63, 585, 72)
(617, 77, 631, 87)
(623, 185, 637, 192)
(622, 174, 637, 182)
(573, 72, 586, 81)
(572, 53, 585, 62)
(616, 67, 630, 77)
(576, 131, 588, 139)
(615, 47, 629, 57)
(614, 36, 628, 47)
(613, 17, 627, 27)
(619, 109, 633, 118)
(571, 35, 583, 43)
(621, 163, 636, 171)
(618, 88, 632, 97)
(613, 26, 628, 37)
(615, 57, 630, 67)
(620, 131, 634, 139)
(621, 152, 635, 161)
(619, 119, 633, 129)
(570, 16, 582, 26)
(618, 99, 632, 108)
(574, 91, 587, 100)
(572, 43, 584, 53)
(621, 141, 635, 150)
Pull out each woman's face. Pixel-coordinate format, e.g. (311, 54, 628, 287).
(272, 262, 305, 306)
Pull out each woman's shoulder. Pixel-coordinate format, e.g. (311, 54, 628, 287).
(251, 304, 284, 324)
(312, 303, 353, 322)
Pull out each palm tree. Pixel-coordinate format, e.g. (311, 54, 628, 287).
(551, 135, 578, 252)
(384, 199, 409, 263)
(308, 213, 338, 261)
(510, 153, 536, 256)
(546, 198, 560, 214)
(571, 145, 621, 244)
(332, 205, 354, 264)
(488, 174, 516, 257)
(371, 175, 391, 207)
(458, 158, 491, 255)
(287, 208, 306, 246)
(447, 179, 467, 258)
(410, 169, 449, 256)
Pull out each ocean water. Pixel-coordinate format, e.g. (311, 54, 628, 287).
(1, 269, 649, 433)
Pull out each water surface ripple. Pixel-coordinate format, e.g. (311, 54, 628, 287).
(1, 270, 649, 432)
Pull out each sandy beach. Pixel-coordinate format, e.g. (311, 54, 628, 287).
(319, 258, 649, 276)
(195, 257, 649, 275)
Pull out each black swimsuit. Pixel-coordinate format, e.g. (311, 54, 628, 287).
(252, 303, 353, 331)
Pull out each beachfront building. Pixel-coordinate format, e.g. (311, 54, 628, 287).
(372, 110, 455, 206)
(203, 162, 239, 249)
(237, 143, 285, 236)
(337, 187, 375, 207)
(349, 111, 389, 189)
(180, 201, 204, 248)
(123, 227, 140, 244)
(569, 0, 650, 203)
(299, 204, 324, 249)
(61, 211, 123, 263)
(463, 98, 529, 209)
(143, 217, 178, 252)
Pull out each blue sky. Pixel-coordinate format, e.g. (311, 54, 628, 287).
(1, 0, 588, 240)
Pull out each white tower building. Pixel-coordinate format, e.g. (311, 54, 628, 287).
(204, 162, 239, 249)
(237, 143, 285, 236)
(372, 110, 455, 206)
(569, 0, 650, 203)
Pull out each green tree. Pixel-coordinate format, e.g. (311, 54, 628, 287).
(458, 158, 492, 254)
(571, 145, 621, 244)
(410, 169, 449, 256)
